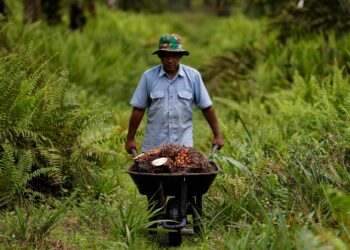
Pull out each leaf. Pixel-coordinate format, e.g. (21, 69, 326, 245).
(219, 156, 248, 171)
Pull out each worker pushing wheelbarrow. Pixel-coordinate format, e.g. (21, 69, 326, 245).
(124, 33, 224, 247)
(126, 144, 221, 246)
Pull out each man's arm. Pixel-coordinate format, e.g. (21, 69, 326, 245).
(125, 107, 146, 153)
(201, 106, 224, 149)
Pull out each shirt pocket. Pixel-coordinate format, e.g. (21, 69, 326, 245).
(150, 91, 165, 100)
(149, 90, 165, 110)
(177, 90, 193, 116)
(178, 90, 192, 101)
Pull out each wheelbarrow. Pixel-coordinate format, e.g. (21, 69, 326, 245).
(126, 146, 221, 246)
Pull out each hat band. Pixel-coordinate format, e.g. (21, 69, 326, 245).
(160, 43, 182, 50)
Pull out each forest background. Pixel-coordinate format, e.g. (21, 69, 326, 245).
(1, 0, 350, 249)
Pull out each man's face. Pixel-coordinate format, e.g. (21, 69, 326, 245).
(158, 52, 182, 73)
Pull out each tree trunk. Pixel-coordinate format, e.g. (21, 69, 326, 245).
(216, 0, 231, 16)
(155, 0, 163, 13)
(120, 0, 129, 10)
(202, 0, 212, 12)
(183, 0, 191, 10)
(119, 0, 143, 12)
(23, 0, 42, 24)
(0, 0, 6, 17)
(203, 0, 211, 4)
(167, 0, 182, 12)
(41, 0, 61, 25)
(69, 3, 86, 30)
(85, 0, 96, 16)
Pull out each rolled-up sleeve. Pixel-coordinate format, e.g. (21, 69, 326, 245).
(130, 73, 149, 109)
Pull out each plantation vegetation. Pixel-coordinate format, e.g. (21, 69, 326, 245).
(1, 0, 350, 249)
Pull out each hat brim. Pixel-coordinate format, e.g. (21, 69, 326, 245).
(152, 49, 190, 56)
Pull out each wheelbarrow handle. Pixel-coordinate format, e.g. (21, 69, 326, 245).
(209, 144, 219, 162)
(131, 148, 138, 158)
(211, 144, 219, 155)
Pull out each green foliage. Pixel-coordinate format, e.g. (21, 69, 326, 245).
(2, 193, 74, 247)
(206, 66, 350, 247)
(0, 49, 113, 207)
(0, 142, 57, 207)
(225, 211, 296, 250)
(2, 6, 176, 104)
(2, 2, 350, 249)
(270, 0, 350, 39)
(201, 46, 258, 100)
(295, 227, 348, 250)
(105, 191, 163, 247)
(202, 31, 350, 101)
(238, 0, 288, 17)
(324, 187, 350, 228)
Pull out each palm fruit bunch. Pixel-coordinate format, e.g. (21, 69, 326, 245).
(131, 144, 214, 173)
(174, 147, 192, 166)
(132, 146, 165, 173)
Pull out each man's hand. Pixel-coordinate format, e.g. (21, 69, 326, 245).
(202, 106, 225, 150)
(212, 135, 224, 150)
(124, 107, 146, 154)
(125, 139, 137, 154)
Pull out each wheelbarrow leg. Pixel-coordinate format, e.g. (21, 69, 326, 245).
(147, 179, 166, 233)
(180, 178, 188, 218)
(147, 194, 159, 233)
(193, 195, 203, 234)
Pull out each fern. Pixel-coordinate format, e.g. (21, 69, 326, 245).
(0, 46, 113, 208)
(0, 142, 57, 207)
(200, 46, 258, 101)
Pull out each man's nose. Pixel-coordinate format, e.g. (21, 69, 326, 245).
(165, 56, 174, 62)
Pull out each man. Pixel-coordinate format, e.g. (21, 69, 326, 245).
(125, 34, 224, 154)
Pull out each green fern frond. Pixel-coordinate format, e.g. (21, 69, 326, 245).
(7, 126, 40, 143)
(19, 167, 59, 188)
(36, 146, 61, 166)
(15, 150, 33, 187)
(0, 143, 26, 206)
(1, 44, 113, 206)
(0, 71, 23, 113)
(0, 142, 16, 175)
(24, 188, 47, 201)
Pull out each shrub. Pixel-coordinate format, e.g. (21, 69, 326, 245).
(0, 49, 112, 208)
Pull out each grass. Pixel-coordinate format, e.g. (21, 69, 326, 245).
(1, 2, 350, 249)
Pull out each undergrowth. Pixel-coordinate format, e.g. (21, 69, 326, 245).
(1, 1, 350, 249)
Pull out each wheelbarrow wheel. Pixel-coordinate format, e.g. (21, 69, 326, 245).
(167, 198, 182, 247)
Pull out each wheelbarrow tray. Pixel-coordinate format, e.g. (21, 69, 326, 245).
(126, 162, 220, 197)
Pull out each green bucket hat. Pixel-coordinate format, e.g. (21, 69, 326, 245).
(152, 34, 190, 56)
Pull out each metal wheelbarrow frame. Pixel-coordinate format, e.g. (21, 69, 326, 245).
(126, 161, 221, 246)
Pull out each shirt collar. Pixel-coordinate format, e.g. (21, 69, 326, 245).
(158, 64, 185, 78)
